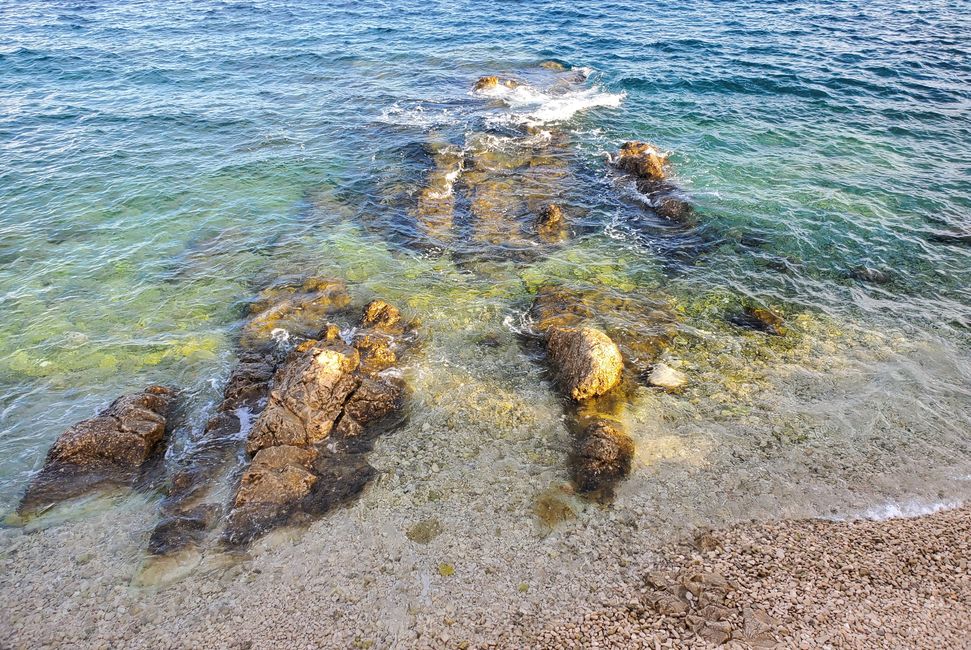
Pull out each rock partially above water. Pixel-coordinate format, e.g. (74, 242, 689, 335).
(617, 141, 668, 181)
(225, 299, 414, 545)
(536, 203, 567, 242)
(547, 326, 623, 401)
(19, 385, 176, 514)
(473, 75, 520, 91)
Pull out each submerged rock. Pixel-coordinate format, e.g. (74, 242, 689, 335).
(647, 363, 687, 392)
(240, 277, 351, 350)
(539, 60, 567, 71)
(19, 386, 176, 514)
(849, 266, 891, 285)
(547, 326, 623, 400)
(729, 305, 788, 336)
(570, 418, 634, 496)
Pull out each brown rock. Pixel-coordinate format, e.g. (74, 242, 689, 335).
(361, 300, 402, 332)
(334, 378, 402, 439)
(539, 60, 566, 71)
(617, 141, 668, 181)
(536, 204, 567, 242)
(245, 342, 361, 454)
(19, 386, 176, 513)
(570, 419, 634, 494)
(547, 326, 623, 400)
(233, 445, 318, 509)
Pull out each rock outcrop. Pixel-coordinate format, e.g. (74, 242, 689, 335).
(224, 300, 414, 545)
(19, 385, 176, 514)
(472, 76, 520, 91)
(617, 141, 668, 182)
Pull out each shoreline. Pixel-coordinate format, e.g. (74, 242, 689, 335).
(1, 497, 967, 648)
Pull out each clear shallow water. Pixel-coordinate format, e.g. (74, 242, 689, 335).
(1, 0, 970, 528)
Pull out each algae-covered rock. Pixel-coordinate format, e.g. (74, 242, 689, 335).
(547, 326, 623, 400)
(19, 385, 176, 513)
(570, 418, 634, 495)
(240, 277, 351, 350)
(539, 60, 566, 71)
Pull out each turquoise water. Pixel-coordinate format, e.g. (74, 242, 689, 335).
(1, 0, 970, 518)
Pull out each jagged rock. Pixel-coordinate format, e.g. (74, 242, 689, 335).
(570, 418, 634, 494)
(240, 277, 350, 350)
(334, 378, 402, 440)
(223, 299, 415, 545)
(361, 300, 402, 332)
(647, 363, 687, 391)
(233, 445, 318, 509)
(729, 305, 788, 336)
(617, 141, 668, 181)
(547, 326, 623, 400)
(246, 342, 361, 454)
(19, 386, 176, 513)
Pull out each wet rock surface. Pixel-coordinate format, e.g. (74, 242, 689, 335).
(547, 326, 623, 401)
(615, 141, 696, 227)
(148, 349, 280, 554)
(225, 300, 414, 545)
(19, 385, 176, 514)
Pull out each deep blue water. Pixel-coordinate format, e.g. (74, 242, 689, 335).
(1, 1, 970, 510)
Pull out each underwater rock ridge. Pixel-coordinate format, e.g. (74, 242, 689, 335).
(18, 385, 177, 515)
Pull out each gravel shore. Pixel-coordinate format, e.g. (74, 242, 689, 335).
(526, 504, 971, 649)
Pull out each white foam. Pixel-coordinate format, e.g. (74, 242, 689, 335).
(379, 102, 454, 127)
(859, 498, 961, 521)
(476, 82, 624, 126)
